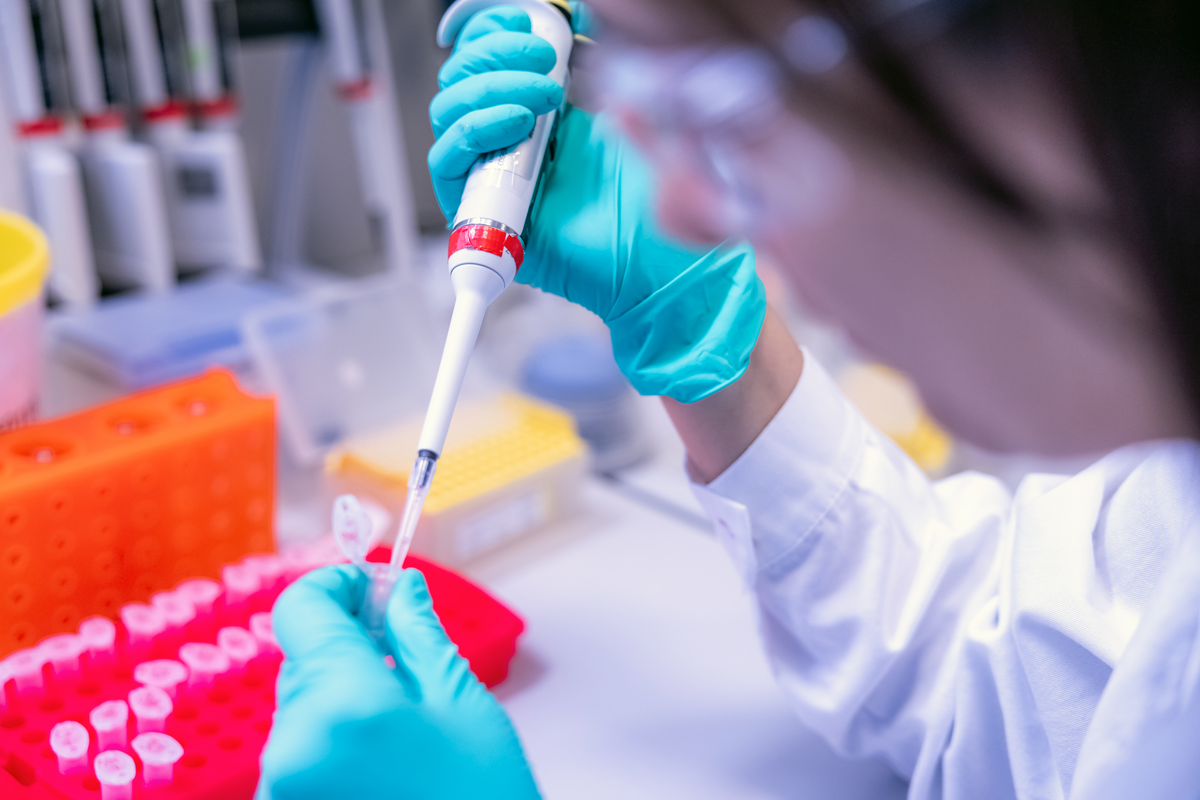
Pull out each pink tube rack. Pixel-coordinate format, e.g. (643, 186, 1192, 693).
(0, 547, 524, 799)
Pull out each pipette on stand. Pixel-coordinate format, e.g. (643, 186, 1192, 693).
(332, 0, 576, 643)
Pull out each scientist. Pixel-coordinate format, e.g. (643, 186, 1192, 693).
(258, 1, 1200, 798)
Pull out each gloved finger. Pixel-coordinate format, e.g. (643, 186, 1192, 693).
(264, 659, 408, 798)
(385, 569, 482, 704)
(569, 1, 593, 36)
(439, 30, 557, 89)
(430, 70, 561, 137)
(431, 104, 536, 178)
(454, 6, 530, 49)
(271, 565, 379, 664)
(430, 104, 536, 219)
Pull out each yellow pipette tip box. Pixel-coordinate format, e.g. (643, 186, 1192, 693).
(325, 393, 587, 565)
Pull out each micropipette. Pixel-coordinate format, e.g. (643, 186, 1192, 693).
(387, 0, 576, 573)
(330, 1, 575, 641)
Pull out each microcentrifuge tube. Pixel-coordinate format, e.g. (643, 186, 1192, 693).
(133, 659, 188, 700)
(151, 591, 197, 631)
(93, 749, 137, 800)
(222, 563, 262, 611)
(131, 732, 184, 787)
(128, 684, 173, 733)
(248, 612, 279, 654)
(176, 578, 223, 617)
(120, 603, 166, 652)
(244, 554, 286, 593)
(40, 633, 86, 679)
(7, 648, 46, 696)
(79, 616, 117, 664)
(178, 642, 230, 691)
(49, 720, 90, 775)
(90, 699, 130, 751)
(217, 626, 258, 672)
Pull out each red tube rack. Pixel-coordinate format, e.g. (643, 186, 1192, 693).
(0, 549, 524, 798)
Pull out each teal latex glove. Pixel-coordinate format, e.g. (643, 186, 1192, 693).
(428, 6, 766, 404)
(257, 566, 539, 800)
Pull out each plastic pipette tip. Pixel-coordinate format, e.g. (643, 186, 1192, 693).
(390, 452, 438, 571)
(391, 485, 429, 569)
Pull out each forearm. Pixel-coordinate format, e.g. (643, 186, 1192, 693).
(662, 306, 804, 484)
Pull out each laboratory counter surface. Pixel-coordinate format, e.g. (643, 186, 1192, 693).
(466, 464, 907, 800)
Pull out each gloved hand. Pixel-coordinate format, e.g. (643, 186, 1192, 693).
(257, 565, 539, 800)
(428, 6, 766, 404)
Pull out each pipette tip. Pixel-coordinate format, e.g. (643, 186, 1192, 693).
(389, 452, 437, 571)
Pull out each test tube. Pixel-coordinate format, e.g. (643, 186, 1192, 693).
(90, 699, 130, 751)
(248, 612, 280, 654)
(216, 626, 258, 672)
(178, 642, 231, 691)
(40, 633, 86, 680)
(132, 659, 188, 701)
(151, 591, 196, 638)
(49, 720, 91, 775)
(79, 616, 117, 665)
(120, 603, 166, 655)
(128, 685, 173, 733)
(221, 563, 262, 614)
(6, 648, 46, 696)
(93, 749, 136, 800)
(243, 554, 286, 596)
(130, 732, 184, 788)
(175, 579, 223, 618)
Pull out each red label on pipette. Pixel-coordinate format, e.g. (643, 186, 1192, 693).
(448, 224, 525, 270)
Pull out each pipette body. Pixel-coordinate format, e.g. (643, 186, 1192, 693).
(387, 0, 575, 575)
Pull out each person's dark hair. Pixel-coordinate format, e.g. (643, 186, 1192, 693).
(654, 0, 1200, 426)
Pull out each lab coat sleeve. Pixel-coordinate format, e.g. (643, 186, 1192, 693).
(691, 351, 1013, 777)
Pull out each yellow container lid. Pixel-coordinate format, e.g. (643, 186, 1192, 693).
(0, 211, 49, 318)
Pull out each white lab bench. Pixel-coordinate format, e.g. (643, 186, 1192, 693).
(466, 399, 908, 800)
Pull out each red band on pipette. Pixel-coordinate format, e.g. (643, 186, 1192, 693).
(337, 77, 373, 101)
(448, 224, 525, 271)
(17, 117, 63, 137)
(82, 111, 125, 132)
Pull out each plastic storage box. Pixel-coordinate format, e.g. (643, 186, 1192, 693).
(327, 394, 586, 566)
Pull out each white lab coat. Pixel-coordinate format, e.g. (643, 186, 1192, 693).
(691, 352, 1200, 800)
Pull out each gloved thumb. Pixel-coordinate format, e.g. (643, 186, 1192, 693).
(384, 568, 482, 704)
